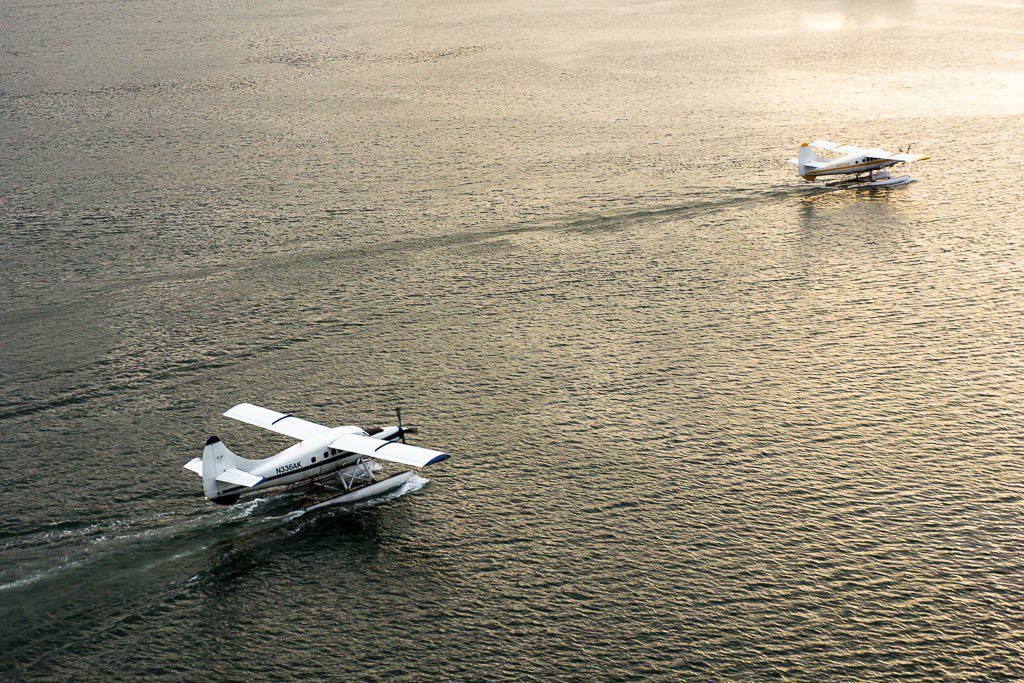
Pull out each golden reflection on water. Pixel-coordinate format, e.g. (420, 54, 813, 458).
(2, 0, 1024, 678)
(800, 11, 849, 31)
(799, 0, 915, 31)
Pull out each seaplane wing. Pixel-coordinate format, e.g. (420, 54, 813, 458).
(869, 149, 929, 163)
(808, 141, 928, 163)
(329, 432, 451, 468)
(807, 140, 851, 153)
(222, 403, 330, 441)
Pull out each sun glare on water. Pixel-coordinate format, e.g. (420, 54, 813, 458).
(800, 11, 848, 31)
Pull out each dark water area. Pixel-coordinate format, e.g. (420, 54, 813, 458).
(2, 0, 1024, 679)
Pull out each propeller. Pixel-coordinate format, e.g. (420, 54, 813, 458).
(395, 407, 418, 442)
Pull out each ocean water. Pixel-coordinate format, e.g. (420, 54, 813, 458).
(2, 0, 1023, 679)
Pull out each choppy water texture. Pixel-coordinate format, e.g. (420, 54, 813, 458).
(2, 0, 1024, 679)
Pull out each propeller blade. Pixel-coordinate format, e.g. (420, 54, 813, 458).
(396, 407, 406, 444)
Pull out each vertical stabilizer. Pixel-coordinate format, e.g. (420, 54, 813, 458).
(797, 142, 825, 178)
(201, 436, 244, 504)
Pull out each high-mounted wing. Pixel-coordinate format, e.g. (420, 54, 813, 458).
(808, 140, 867, 155)
(807, 141, 928, 163)
(807, 139, 841, 151)
(867, 149, 930, 163)
(807, 140, 841, 152)
(329, 433, 451, 468)
(222, 403, 330, 441)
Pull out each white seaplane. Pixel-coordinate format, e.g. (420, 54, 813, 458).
(790, 140, 929, 188)
(184, 403, 450, 510)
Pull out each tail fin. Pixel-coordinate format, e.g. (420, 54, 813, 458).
(202, 436, 260, 504)
(797, 142, 825, 178)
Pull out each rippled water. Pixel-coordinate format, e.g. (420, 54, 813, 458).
(2, 0, 1023, 679)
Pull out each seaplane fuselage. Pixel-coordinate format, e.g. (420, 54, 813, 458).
(800, 153, 900, 180)
(202, 426, 401, 504)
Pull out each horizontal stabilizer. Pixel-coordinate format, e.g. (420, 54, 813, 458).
(215, 467, 264, 488)
(184, 458, 202, 476)
(329, 433, 450, 468)
(223, 403, 329, 441)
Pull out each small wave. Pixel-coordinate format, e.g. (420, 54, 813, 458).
(0, 558, 83, 592)
(0, 506, 206, 552)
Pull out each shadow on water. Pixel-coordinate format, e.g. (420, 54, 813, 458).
(796, 182, 916, 233)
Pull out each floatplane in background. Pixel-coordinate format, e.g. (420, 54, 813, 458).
(790, 140, 929, 188)
(184, 403, 451, 511)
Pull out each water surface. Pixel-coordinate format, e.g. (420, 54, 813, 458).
(2, 0, 1023, 679)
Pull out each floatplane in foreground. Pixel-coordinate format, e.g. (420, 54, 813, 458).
(184, 403, 450, 511)
(790, 140, 929, 188)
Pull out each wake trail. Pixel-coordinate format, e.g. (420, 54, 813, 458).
(0, 478, 428, 594)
